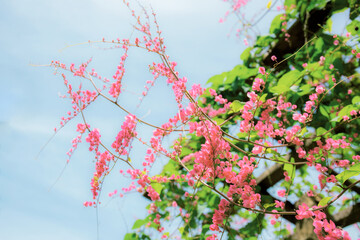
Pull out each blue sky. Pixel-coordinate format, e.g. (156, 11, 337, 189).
(1, 0, 358, 239)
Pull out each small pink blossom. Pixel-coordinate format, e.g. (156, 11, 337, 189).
(277, 189, 286, 197)
(252, 78, 265, 91)
(326, 175, 337, 183)
(259, 67, 266, 75)
(244, 38, 249, 46)
(295, 203, 314, 220)
(284, 171, 291, 182)
(209, 88, 217, 96)
(316, 85, 325, 94)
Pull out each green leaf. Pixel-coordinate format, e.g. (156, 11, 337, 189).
(331, 116, 340, 122)
(207, 65, 258, 88)
(319, 105, 330, 118)
(208, 194, 220, 208)
(256, 36, 274, 47)
(241, 47, 252, 62)
(290, 85, 300, 92)
(264, 203, 276, 209)
(124, 233, 138, 240)
(239, 214, 265, 237)
(207, 72, 226, 87)
(318, 196, 332, 207)
(333, 56, 344, 74)
(346, 20, 360, 36)
(270, 85, 291, 94)
(316, 127, 327, 136)
(284, 0, 296, 10)
(310, 69, 324, 79)
(202, 224, 210, 235)
(326, 18, 333, 32)
(270, 70, 303, 94)
(337, 105, 353, 122)
(283, 157, 295, 181)
(197, 203, 207, 217)
(259, 93, 268, 102)
(230, 100, 244, 112)
(315, 38, 325, 53)
(304, 0, 327, 12)
(299, 127, 307, 136)
(234, 65, 258, 80)
(298, 84, 313, 96)
(336, 163, 360, 184)
(132, 219, 148, 230)
(269, 14, 283, 34)
(352, 96, 360, 105)
(161, 160, 178, 175)
(151, 183, 163, 194)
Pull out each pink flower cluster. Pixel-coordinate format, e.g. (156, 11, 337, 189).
(90, 151, 113, 200)
(210, 199, 230, 231)
(111, 114, 137, 156)
(252, 77, 265, 91)
(86, 128, 101, 152)
(109, 47, 129, 98)
(146, 185, 160, 201)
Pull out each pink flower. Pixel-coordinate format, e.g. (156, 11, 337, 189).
(326, 175, 337, 183)
(146, 185, 160, 201)
(295, 203, 314, 220)
(323, 219, 335, 233)
(284, 171, 291, 182)
(244, 38, 249, 46)
(259, 67, 266, 75)
(209, 88, 217, 96)
(275, 200, 285, 209)
(271, 55, 277, 61)
(252, 78, 265, 91)
(277, 189, 286, 197)
(316, 85, 325, 94)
